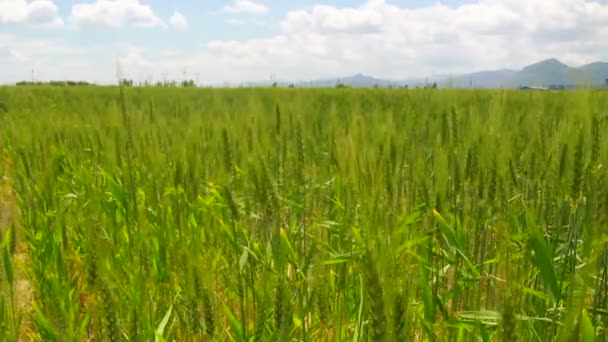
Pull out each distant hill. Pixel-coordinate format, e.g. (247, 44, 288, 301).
(440, 69, 518, 88)
(457, 59, 608, 88)
(506, 58, 579, 87)
(302, 73, 405, 88)
(578, 62, 608, 86)
(297, 58, 608, 89)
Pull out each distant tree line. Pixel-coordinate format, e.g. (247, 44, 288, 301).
(121, 79, 197, 87)
(15, 79, 198, 87)
(13, 79, 446, 89)
(16, 80, 95, 86)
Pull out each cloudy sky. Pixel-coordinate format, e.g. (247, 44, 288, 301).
(1, 0, 608, 85)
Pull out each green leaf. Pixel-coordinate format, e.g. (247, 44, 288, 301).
(480, 324, 491, 342)
(518, 285, 551, 301)
(224, 304, 246, 341)
(280, 228, 298, 261)
(455, 311, 501, 326)
(422, 265, 435, 330)
(155, 305, 173, 342)
(433, 209, 459, 249)
(239, 249, 249, 272)
(397, 235, 430, 254)
(353, 274, 365, 342)
(33, 302, 58, 341)
(324, 250, 363, 265)
(397, 209, 423, 232)
(3, 246, 13, 286)
(77, 312, 91, 340)
(581, 309, 596, 342)
(527, 213, 559, 302)
(454, 248, 481, 278)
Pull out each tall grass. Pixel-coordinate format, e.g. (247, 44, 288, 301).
(0, 86, 607, 341)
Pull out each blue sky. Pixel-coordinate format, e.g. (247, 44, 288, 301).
(1, 0, 608, 84)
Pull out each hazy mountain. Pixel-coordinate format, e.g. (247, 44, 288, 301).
(505, 58, 572, 87)
(303, 73, 404, 88)
(504, 59, 608, 87)
(578, 62, 608, 86)
(440, 69, 518, 88)
(300, 58, 608, 89)
(338, 74, 388, 87)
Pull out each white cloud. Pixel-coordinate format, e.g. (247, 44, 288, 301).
(0, 34, 96, 83)
(0, 34, 86, 63)
(223, 0, 268, 15)
(71, 0, 166, 28)
(118, 47, 153, 68)
(0, 0, 64, 27)
(225, 18, 245, 25)
(225, 17, 266, 26)
(201, 0, 608, 82)
(282, 3, 383, 35)
(3, 0, 608, 85)
(26, 0, 64, 27)
(169, 11, 188, 30)
(160, 49, 180, 57)
(0, 46, 19, 64)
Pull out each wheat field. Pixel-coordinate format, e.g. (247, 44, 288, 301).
(0, 86, 607, 341)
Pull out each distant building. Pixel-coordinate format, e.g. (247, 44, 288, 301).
(519, 84, 576, 90)
(519, 86, 548, 90)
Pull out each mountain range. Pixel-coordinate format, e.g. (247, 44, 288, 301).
(288, 58, 608, 89)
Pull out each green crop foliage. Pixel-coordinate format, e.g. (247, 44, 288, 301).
(0, 85, 607, 341)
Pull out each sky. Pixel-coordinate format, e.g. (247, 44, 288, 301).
(1, 0, 608, 85)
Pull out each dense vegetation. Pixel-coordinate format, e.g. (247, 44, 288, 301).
(0, 86, 607, 341)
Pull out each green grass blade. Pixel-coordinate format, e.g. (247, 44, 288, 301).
(581, 309, 596, 342)
(527, 213, 559, 302)
(155, 305, 173, 342)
